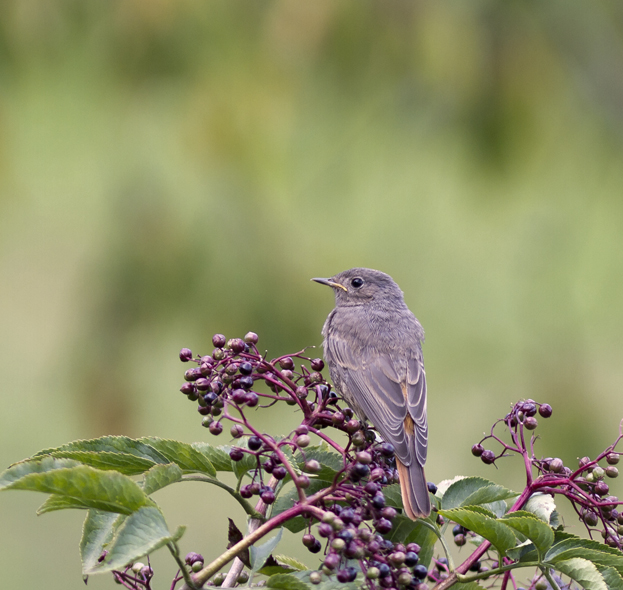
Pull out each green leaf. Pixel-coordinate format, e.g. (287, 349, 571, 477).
(272, 479, 332, 533)
(86, 506, 185, 574)
(382, 484, 404, 509)
(250, 528, 284, 573)
(297, 444, 344, 482)
(267, 573, 311, 590)
(32, 451, 156, 475)
(554, 557, 608, 590)
(80, 510, 125, 574)
(37, 494, 93, 514)
(192, 443, 234, 472)
(0, 457, 153, 514)
(441, 477, 504, 510)
(499, 511, 554, 559)
(461, 484, 517, 507)
(137, 438, 216, 476)
(33, 437, 169, 465)
(454, 583, 485, 589)
(596, 565, 623, 590)
(273, 555, 309, 572)
(524, 493, 556, 525)
(142, 464, 183, 495)
(545, 535, 623, 575)
(439, 506, 517, 555)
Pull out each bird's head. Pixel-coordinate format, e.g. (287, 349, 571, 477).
(312, 268, 404, 307)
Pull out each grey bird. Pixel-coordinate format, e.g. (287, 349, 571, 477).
(313, 268, 430, 519)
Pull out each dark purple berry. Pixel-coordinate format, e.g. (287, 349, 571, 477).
(345, 419, 360, 434)
(481, 450, 496, 464)
(295, 386, 308, 399)
(413, 564, 428, 580)
(318, 523, 333, 538)
(212, 334, 226, 348)
(209, 421, 223, 435)
(405, 551, 419, 567)
(371, 494, 386, 509)
(273, 466, 287, 480)
(364, 482, 380, 495)
(324, 553, 341, 570)
(263, 459, 274, 474)
(453, 525, 466, 536)
(352, 463, 370, 479)
(454, 534, 466, 546)
(436, 557, 449, 571)
(379, 443, 395, 457)
(245, 392, 259, 407)
(230, 389, 246, 404)
(238, 376, 254, 390)
(248, 436, 262, 451)
(381, 507, 397, 520)
(179, 348, 193, 362)
(469, 560, 481, 572)
(522, 402, 537, 417)
(239, 362, 253, 375)
(185, 552, 203, 566)
(302, 533, 316, 547)
(378, 563, 391, 577)
(195, 378, 210, 391)
(595, 481, 610, 496)
(406, 543, 421, 554)
(332, 411, 345, 425)
(607, 454, 620, 465)
(180, 382, 195, 395)
(210, 380, 223, 394)
(427, 482, 437, 494)
(229, 447, 244, 462)
(197, 405, 211, 416)
(471, 444, 484, 457)
(279, 357, 294, 370)
(260, 489, 275, 504)
(539, 403, 552, 418)
(311, 358, 324, 371)
(374, 518, 392, 534)
(228, 339, 245, 354)
(199, 363, 213, 377)
(340, 510, 355, 526)
(240, 485, 253, 499)
(336, 567, 357, 583)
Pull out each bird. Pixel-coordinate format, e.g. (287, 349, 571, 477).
(313, 268, 430, 519)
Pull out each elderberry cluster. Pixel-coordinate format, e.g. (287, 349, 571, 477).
(471, 398, 623, 551)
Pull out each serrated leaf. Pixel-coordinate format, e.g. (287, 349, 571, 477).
(0, 457, 153, 514)
(37, 494, 93, 514)
(439, 506, 517, 555)
(142, 464, 183, 495)
(499, 511, 554, 559)
(441, 477, 502, 510)
(86, 506, 185, 574)
(281, 446, 302, 478)
(35, 451, 157, 475)
(267, 573, 311, 590)
(137, 438, 216, 476)
(524, 493, 556, 524)
(297, 444, 344, 482)
(192, 443, 234, 472)
(80, 510, 125, 574)
(462, 484, 517, 507)
(481, 500, 508, 517)
(596, 565, 623, 590)
(545, 535, 623, 574)
(250, 528, 284, 573)
(273, 555, 308, 571)
(554, 557, 608, 590)
(272, 479, 332, 533)
(33, 437, 169, 465)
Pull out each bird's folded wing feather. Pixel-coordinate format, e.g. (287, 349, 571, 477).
(326, 335, 427, 467)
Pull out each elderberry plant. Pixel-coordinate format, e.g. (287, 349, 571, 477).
(1, 331, 623, 590)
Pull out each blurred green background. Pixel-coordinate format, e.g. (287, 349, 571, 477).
(2, 0, 623, 587)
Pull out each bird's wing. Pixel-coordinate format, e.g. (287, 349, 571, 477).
(326, 334, 427, 467)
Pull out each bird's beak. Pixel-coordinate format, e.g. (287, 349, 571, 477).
(312, 278, 348, 292)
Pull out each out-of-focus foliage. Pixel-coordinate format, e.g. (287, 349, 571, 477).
(1, 1, 623, 588)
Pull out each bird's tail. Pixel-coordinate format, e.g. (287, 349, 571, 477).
(396, 459, 431, 520)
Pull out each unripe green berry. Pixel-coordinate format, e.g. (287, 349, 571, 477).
(213, 573, 225, 585)
(296, 435, 311, 448)
(322, 512, 335, 524)
(309, 571, 322, 585)
(331, 538, 346, 552)
(366, 567, 380, 580)
(192, 561, 203, 572)
(237, 571, 249, 584)
(131, 563, 145, 573)
(593, 466, 606, 480)
(606, 466, 619, 479)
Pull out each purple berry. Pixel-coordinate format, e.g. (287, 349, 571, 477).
(318, 523, 333, 538)
(209, 421, 223, 435)
(229, 339, 245, 354)
(273, 466, 287, 480)
(471, 444, 484, 457)
(336, 567, 357, 583)
(229, 447, 244, 462)
(427, 482, 437, 494)
(260, 489, 275, 504)
(244, 332, 258, 344)
(248, 436, 262, 451)
(539, 403, 552, 418)
(245, 392, 259, 407)
(481, 450, 496, 465)
(374, 518, 392, 534)
(279, 357, 294, 370)
(212, 334, 226, 348)
(239, 362, 253, 375)
(179, 348, 193, 362)
(180, 382, 196, 395)
(311, 358, 324, 371)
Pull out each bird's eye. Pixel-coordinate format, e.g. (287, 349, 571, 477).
(351, 278, 364, 289)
